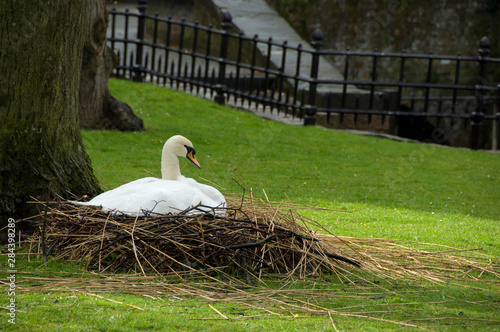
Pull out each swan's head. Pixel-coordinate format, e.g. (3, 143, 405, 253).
(165, 135, 201, 169)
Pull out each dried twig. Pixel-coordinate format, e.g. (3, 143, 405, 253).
(78, 290, 144, 311)
(208, 303, 230, 320)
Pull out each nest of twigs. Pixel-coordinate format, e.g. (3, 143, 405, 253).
(23, 192, 499, 284)
(24, 194, 361, 279)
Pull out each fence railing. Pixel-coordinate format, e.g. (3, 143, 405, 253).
(107, 1, 500, 149)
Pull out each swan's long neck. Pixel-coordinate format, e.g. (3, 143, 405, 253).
(161, 144, 181, 180)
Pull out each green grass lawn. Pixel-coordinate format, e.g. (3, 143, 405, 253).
(1, 78, 499, 331)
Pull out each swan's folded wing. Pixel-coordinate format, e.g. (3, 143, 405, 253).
(177, 176, 226, 207)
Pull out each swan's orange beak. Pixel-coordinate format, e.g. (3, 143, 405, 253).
(187, 150, 201, 169)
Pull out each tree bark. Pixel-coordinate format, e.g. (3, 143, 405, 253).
(0, 1, 101, 220)
(78, 0, 143, 131)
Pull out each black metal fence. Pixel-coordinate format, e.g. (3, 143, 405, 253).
(107, 1, 500, 149)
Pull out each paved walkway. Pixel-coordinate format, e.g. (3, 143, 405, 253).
(211, 0, 360, 93)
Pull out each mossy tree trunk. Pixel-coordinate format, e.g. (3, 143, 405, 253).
(79, 0, 143, 131)
(0, 0, 101, 221)
(78, 0, 113, 129)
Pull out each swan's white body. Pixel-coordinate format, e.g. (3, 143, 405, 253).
(78, 135, 226, 216)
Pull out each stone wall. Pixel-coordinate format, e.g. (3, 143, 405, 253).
(265, 0, 500, 83)
(265, 0, 499, 54)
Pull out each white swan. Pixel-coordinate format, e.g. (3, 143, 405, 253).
(77, 135, 226, 216)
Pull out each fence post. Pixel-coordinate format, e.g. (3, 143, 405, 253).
(304, 29, 323, 126)
(133, 0, 148, 82)
(493, 84, 500, 151)
(470, 36, 490, 149)
(214, 11, 232, 105)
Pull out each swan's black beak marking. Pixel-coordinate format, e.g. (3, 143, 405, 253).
(185, 145, 201, 169)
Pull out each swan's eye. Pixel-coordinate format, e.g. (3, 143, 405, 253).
(185, 145, 196, 156)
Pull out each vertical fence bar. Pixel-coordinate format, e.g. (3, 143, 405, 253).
(214, 11, 232, 104)
(203, 24, 213, 97)
(157, 57, 163, 86)
(169, 60, 175, 86)
(151, 13, 159, 82)
(129, 52, 134, 81)
(493, 84, 500, 151)
(368, 48, 378, 125)
(397, 50, 405, 111)
(262, 38, 273, 112)
(285, 87, 291, 117)
(470, 113, 484, 150)
(190, 21, 200, 91)
(164, 16, 172, 86)
(124, 9, 130, 78)
(451, 53, 461, 114)
(196, 66, 202, 94)
(249, 34, 259, 108)
(177, 18, 186, 88)
(133, 0, 147, 82)
(424, 52, 433, 112)
(183, 62, 188, 91)
(234, 32, 244, 103)
(369, 49, 378, 109)
(277, 41, 287, 115)
(341, 47, 350, 109)
(293, 44, 302, 116)
(304, 29, 323, 126)
(471, 36, 491, 149)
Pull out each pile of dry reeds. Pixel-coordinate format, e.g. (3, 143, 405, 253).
(24, 192, 499, 284)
